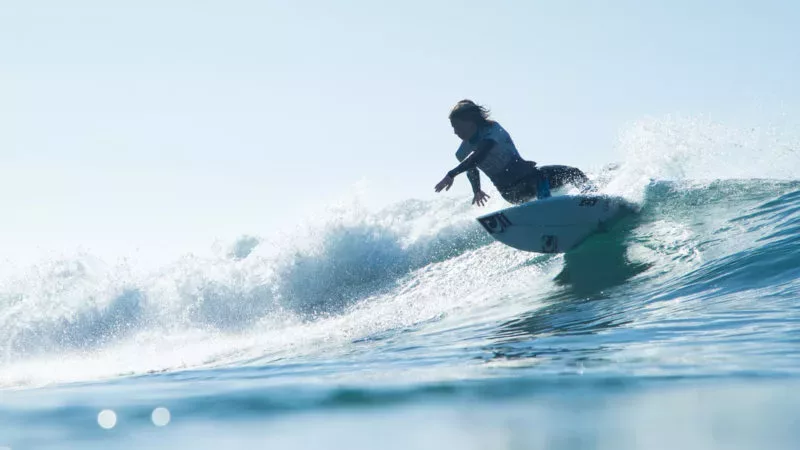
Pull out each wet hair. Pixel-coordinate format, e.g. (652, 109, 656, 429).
(448, 99, 491, 125)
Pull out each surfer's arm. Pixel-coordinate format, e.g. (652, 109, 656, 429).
(446, 139, 495, 179)
(466, 168, 481, 194)
(434, 140, 494, 195)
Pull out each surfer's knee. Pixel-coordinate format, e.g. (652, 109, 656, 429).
(500, 182, 537, 204)
(566, 167, 589, 184)
(569, 168, 598, 193)
(500, 190, 528, 205)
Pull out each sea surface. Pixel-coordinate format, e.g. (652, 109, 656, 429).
(2, 129, 800, 449)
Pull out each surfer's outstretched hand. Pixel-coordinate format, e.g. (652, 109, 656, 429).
(434, 175, 454, 192)
(472, 190, 490, 207)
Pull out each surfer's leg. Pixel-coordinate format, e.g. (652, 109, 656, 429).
(499, 176, 539, 204)
(538, 165, 593, 191)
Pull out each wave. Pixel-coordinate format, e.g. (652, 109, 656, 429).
(2, 179, 796, 360)
(2, 116, 800, 387)
(0, 197, 491, 366)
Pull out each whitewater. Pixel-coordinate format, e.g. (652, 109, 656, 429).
(2, 116, 800, 449)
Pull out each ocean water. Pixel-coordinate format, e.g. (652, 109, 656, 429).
(2, 118, 800, 449)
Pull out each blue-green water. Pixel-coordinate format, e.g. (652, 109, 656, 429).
(2, 175, 800, 449)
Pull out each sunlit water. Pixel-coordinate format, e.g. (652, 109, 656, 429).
(2, 117, 800, 449)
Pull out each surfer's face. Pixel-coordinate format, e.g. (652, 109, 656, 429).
(450, 118, 477, 141)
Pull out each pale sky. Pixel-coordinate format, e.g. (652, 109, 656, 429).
(2, 1, 799, 264)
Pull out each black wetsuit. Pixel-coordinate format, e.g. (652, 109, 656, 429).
(500, 165, 591, 204)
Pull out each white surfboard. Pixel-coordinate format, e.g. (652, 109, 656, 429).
(476, 195, 636, 253)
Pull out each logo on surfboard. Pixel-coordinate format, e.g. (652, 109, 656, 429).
(541, 235, 559, 253)
(478, 213, 512, 234)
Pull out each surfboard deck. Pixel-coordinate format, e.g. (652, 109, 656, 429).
(476, 195, 636, 253)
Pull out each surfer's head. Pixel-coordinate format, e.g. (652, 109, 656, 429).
(449, 99, 490, 141)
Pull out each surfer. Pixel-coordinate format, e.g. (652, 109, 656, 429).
(434, 100, 592, 206)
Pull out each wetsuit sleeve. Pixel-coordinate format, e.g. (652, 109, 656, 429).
(466, 168, 481, 193)
(447, 139, 495, 179)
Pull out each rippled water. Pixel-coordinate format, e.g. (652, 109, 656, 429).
(2, 125, 800, 448)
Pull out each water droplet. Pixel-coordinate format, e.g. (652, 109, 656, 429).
(97, 409, 117, 429)
(151, 407, 171, 427)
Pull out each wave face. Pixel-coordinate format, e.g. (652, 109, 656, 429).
(1, 116, 800, 393)
(2, 116, 800, 450)
(2, 178, 799, 386)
